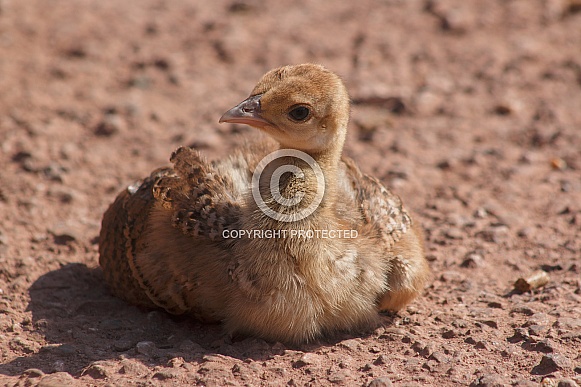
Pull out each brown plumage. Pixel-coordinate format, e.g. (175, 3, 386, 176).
(99, 64, 430, 344)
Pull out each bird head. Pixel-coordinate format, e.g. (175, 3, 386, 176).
(220, 64, 350, 154)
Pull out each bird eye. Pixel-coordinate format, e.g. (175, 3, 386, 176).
(288, 106, 310, 122)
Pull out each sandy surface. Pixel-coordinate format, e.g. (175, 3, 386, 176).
(1, 0, 580, 386)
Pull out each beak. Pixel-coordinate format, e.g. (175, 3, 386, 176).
(219, 94, 271, 128)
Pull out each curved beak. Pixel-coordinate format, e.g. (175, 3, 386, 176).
(219, 94, 271, 128)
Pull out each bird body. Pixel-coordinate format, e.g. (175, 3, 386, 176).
(99, 64, 430, 344)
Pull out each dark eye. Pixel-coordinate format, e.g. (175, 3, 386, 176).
(288, 106, 310, 121)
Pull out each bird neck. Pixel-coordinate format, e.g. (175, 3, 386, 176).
(250, 143, 342, 225)
(304, 127, 346, 192)
(281, 127, 345, 205)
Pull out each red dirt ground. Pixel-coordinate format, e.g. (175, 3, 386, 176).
(1, 1, 580, 386)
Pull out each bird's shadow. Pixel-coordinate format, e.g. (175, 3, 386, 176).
(0, 263, 378, 377)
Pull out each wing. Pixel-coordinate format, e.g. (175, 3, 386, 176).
(98, 167, 172, 308)
(153, 146, 243, 240)
(99, 147, 245, 315)
(342, 157, 412, 249)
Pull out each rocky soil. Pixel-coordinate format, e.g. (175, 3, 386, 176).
(0, 0, 580, 386)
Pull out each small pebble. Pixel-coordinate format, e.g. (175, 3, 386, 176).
(202, 354, 226, 362)
(530, 338, 556, 353)
(82, 362, 111, 379)
(153, 369, 180, 380)
(532, 354, 573, 375)
(541, 378, 558, 387)
(22, 368, 44, 378)
(49, 222, 80, 244)
(411, 341, 433, 358)
(114, 339, 134, 352)
(339, 339, 361, 351)
(31, 233, 49, 243)
(461, 252, 484, 268)
(135, 341, 156, 357)
(511, 305, 535, 316)
(119, 359, 149, 375)
(465, 337, 477, 345)
(374, 354, 389, 365)
(94, 113, 125, 136)
(490, 228, 510, 243)
(525, 313, 551, 327)
(513, 379, 538, 387)
(550, 158, 567, 170)
(558, 379, 579, 387)
(51, 360, 65, 373)
(380, 327, 407, 341)
(37, 372, 75, 387)
(168, 357, 184, 368)
(479, 320, 498, 329)
(197, 361, 231, 376)
(294, 353, 321, 367)
(445, 227, 463, 239)
(528, 325, 549, 337)
(507, 328, 530, 343)
(440, 271, 464, 283)
(487, 301, 503, 309)
(471, 373, 508, 386)
(515, 271, 550, 293)
(474, 207, 488, 218)
(42, 163, 67, 182)
(368, 376, 393, 387)
(517, 227, 534, 238)
(553, 317, 581, 331)
(328, 370, 349, 384)
(429, 351, 450, 364)
(442, 329, 458, 339)
(493, 104, 512, 116)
